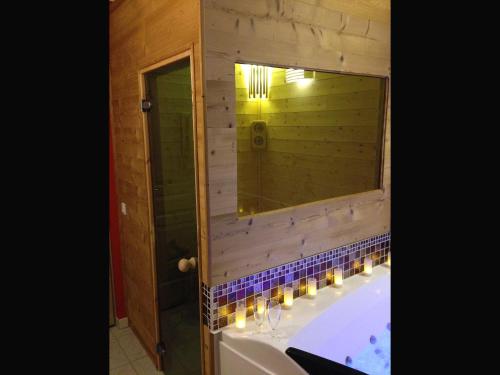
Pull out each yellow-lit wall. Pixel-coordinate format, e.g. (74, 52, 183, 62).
(236, 64, 386, 215)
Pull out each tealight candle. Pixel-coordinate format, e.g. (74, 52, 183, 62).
(307, 277, 317, 298)
(235, 301, 246, 329)
(283, 286, 294, 308)
(333, 267, 343, 287)
(256, 296, 266, 315)
(363, 257, 373, 276)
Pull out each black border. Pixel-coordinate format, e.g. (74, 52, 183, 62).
(390, 2, 491, 373)
(8, 2, 109, 373)
(5, 1, 492, 373)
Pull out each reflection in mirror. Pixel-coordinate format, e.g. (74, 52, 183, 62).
(235, 63, 387, 217)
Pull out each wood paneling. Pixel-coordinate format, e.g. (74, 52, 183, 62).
(202, 0, 391, 286)
(110, 0, 211, 372)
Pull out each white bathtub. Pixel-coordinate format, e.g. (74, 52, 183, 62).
(219, 266, 390, 375)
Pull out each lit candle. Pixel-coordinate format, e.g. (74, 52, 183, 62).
(284, 287, 294, 308)
(363, 257, 373, 276)
(256, 296, 266, 315)
(333, 268, 343, 287)
(235, 301, 246, 329)
(307, 277, 317, 298)
(386, 252, 391, 267)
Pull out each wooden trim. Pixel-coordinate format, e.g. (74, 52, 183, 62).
(189, 45, 210, 375)
(138, 59, 162, 371)
(198, 0, 211, 288)
(378, 77, 390, 191)
(186, 45, 214, 375)
(198, 3, 214, 373)
(236, 188, 385, 222)
(138, 49, 192, 75)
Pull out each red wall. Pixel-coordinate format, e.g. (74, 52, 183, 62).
(109, 126, 126, 319)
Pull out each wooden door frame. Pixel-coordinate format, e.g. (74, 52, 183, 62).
(138, 46, 207, 373)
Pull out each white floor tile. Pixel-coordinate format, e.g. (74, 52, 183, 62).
(117, 330, 148, 361)
(110, 363, 138, 375)
(111, 326, 133, 340)
(110, 339, 130, 370)
(131, 357, 163, 375)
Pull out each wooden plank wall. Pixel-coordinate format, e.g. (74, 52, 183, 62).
(236, 65, 386, 215)
(202, 0, 391, 286)
(109, 0, 210, 369)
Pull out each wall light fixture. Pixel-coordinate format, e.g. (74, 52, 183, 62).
(248, 65, 271, 99)
(285, 68, 315, 85)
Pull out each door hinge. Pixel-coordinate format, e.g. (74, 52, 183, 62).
(141, 99, 152, 112)
(156, 341, 166, 356)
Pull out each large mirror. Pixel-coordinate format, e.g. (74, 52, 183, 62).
(236, 63, 387, 217)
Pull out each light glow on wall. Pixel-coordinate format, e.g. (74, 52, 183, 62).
(297, 78, 314, 87)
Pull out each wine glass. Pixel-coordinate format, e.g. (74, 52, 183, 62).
(253, 296, 266, 331)
(267, 299, 281, 338)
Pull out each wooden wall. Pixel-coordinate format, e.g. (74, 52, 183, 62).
(202, 0, 391, 286)
(109, 0, 209, 369)
(236, 65, 386, 215)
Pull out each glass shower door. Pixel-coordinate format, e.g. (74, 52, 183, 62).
(145, 57, 201, 375)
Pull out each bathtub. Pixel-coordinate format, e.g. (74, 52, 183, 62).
(218, 266, 390, 375)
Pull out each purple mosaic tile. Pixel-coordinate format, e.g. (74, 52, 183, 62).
(263, 280, 270, 290)
(202, 232, 391, 332)
(236, 289, 245, 300)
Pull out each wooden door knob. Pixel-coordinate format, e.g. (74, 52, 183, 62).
(178, 257, 197, 272)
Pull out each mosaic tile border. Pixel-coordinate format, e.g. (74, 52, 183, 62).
(202, 232, 390, 332)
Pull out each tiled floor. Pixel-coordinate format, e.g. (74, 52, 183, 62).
(110, 326, 163, 375)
